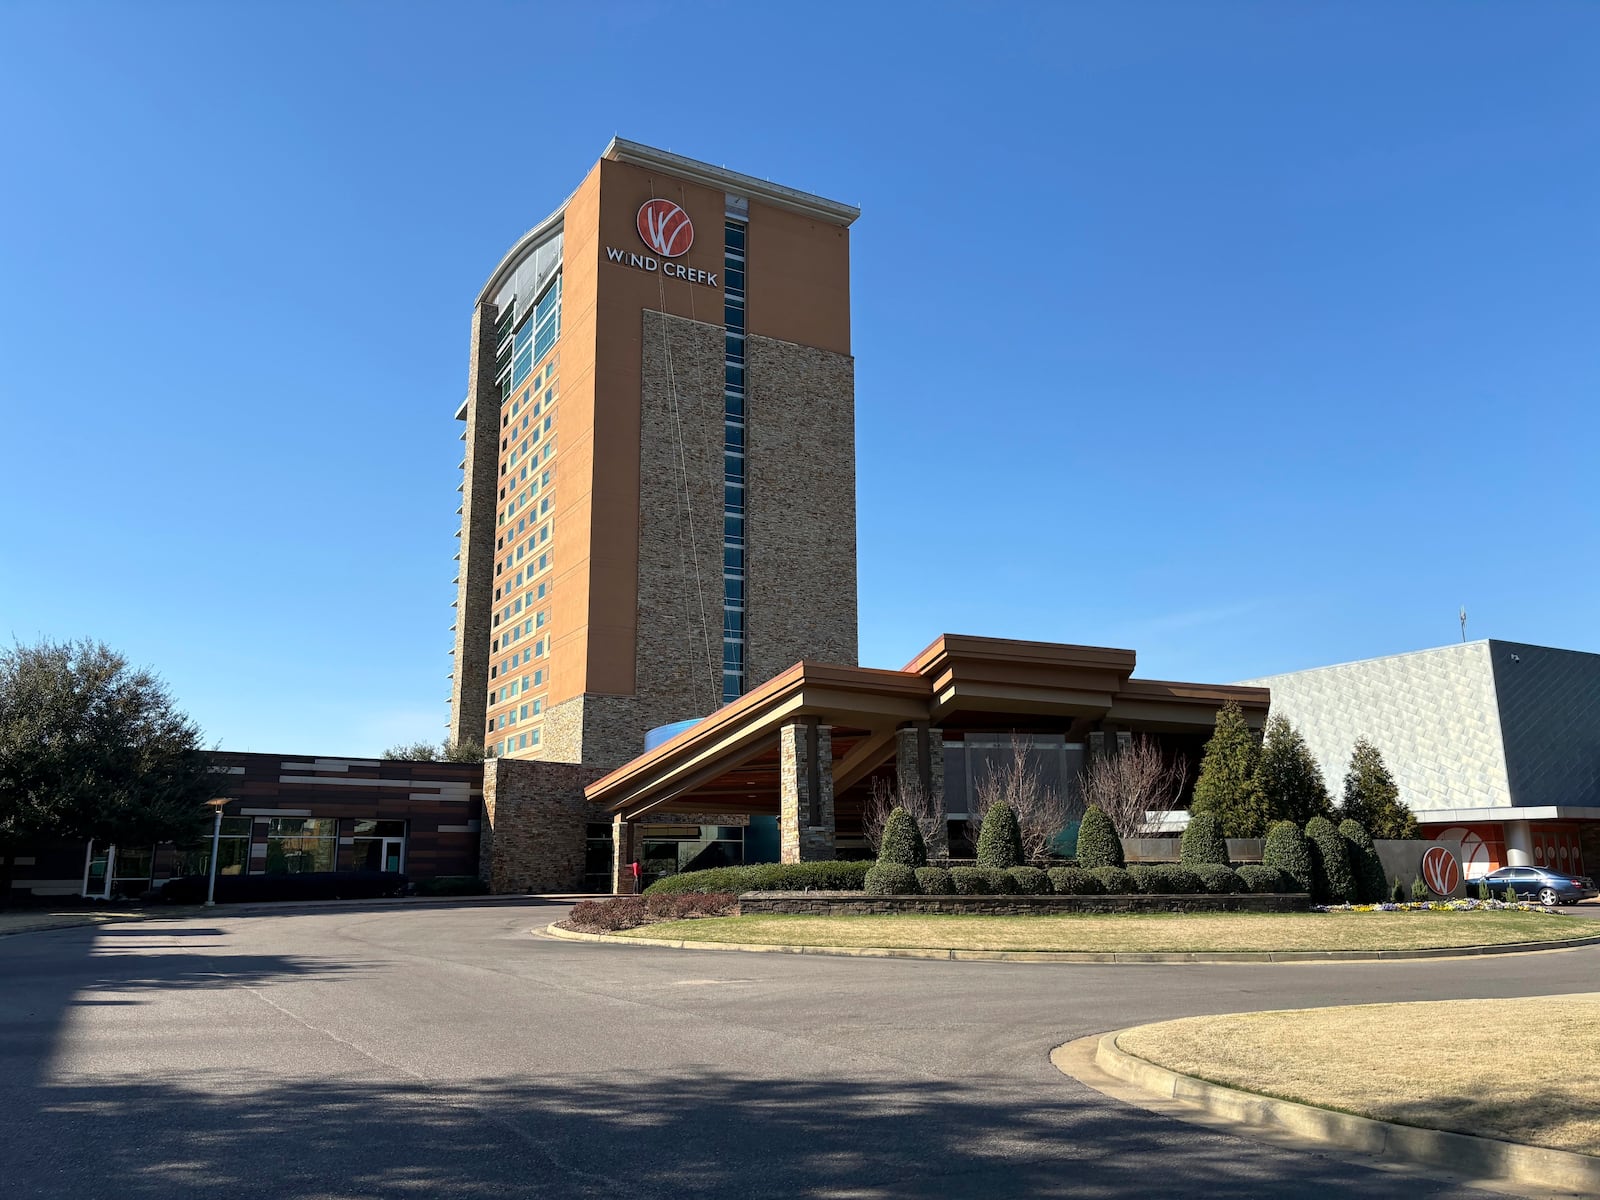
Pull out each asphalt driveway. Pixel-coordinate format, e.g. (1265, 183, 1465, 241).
(3, 901, 1594, 1199)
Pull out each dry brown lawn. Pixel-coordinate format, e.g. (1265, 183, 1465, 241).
(619, 910, 1591, 952)
(1119, 996, 1600, 1155)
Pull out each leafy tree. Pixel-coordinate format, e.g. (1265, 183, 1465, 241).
(1179, 810, 1229, 866)
(878, 806, 927, 868)
(1305, 816, 1355, 904)
(1338, 819, 1387, 903)
(1256, 715, 1332, 825)
(1190, 701, 1267, 837)
(974, 800, 1023, 869)
(381, 739, 485, 763)
(1340, 739, 1418, 838)
(1262, 820, 1314, 895)
(382, 741, 440, 761)
(1075, 804, 1125, 869)
(0, 640, 223, 902)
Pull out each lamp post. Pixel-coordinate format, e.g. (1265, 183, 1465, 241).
(204, 803, 224, 907)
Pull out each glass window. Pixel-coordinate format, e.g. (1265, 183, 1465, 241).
(265, 818, 337, 874)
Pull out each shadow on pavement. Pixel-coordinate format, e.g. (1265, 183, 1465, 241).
(2, 1064, 1495, 1199)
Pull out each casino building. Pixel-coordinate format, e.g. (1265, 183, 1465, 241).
(1246, 640, 1600, 879)
(447, 138, 860, 770)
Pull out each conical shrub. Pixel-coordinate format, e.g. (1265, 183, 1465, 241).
(1263, 820, 1313, 895)
(879, 806, 927, 868)
(1305, 816, 1355, 904)
(1338, 819, 1386, 903)
(1076, 804, 1124, 870)
(1180, 811, 1229, 866)
(975, 800, 1023, 869)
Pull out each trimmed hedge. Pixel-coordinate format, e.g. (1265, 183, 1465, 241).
(1263, 821, 1314, 895)
(1091, 865, 1137, 894)
(915, 866, 954, 895)
(1179, 811, 1229, 867)
(975, 801, 1024, 869)
(1339, 819, 1386, 903)
(1191, 862, 1243, 894)
(643, 861, 874, 895)
(412, 875, 489, 897)
(879, 807, 927, 868)
(950, 866, 988, 895)
(1235, 864, 1288, 893)
(1009, 865, 1051, 895)
(1128, 864, 1204, 895)
(1048, 866, 1103, 895)
(864, 863, 920, 895)
(1305, 816, 1355, 904)
(1076, 805, 1125, 869)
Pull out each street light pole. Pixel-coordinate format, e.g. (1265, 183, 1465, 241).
(204, 804, 223, 907)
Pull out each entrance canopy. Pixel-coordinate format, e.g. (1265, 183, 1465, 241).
(586, 635, 1269, 824)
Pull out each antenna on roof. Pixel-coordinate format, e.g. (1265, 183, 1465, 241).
(1460, 606, 1468, 643)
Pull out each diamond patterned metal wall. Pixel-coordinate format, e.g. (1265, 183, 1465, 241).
(1243, 643, 1511, 814)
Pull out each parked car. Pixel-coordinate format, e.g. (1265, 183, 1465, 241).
(1475, 866, 1597, 906)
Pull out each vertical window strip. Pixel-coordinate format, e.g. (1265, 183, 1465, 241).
(721, 213, 747, 706)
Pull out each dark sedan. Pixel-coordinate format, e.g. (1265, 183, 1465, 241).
(1476, 865, 1598, 906)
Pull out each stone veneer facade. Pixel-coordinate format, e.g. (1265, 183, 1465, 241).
(895, 725, 947, 859)
(744, 333, 858, 684)
(779, 721, 835, 861)
(447, 299, 503, 749)
(479, 758, 609, 893)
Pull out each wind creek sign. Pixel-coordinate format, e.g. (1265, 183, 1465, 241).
(604, 199, 720, 288)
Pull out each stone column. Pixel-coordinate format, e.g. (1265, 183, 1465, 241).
(611, 814, 637, 894)
(1503, 819, 1533, 868)
(895, 722, 947, 861)
(779, 720, 835, 862)
(1088, 730, 1107, 760)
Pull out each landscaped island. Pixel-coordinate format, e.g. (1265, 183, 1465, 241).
(613, 910, 1590, 954)
(1114, 997, 1600, 1155)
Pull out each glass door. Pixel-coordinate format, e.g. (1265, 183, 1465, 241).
(381, 838, 405, 874)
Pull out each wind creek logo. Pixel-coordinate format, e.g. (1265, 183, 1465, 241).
(637, 199, 694, 257)
(603, 198, 719, 288)
(1421, 846, 1460, 896)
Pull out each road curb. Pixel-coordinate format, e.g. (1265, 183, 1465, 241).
(540, 922, 1600, 963)
(1084, 1029, 1600, 1193)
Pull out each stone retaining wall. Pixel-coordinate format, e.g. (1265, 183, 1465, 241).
(736, 891, 1310, 916)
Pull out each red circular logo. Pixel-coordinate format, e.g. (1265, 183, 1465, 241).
(637, 199, 694, 258)
(1421, 846, 1460, 896)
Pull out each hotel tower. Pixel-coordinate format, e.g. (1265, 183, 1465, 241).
(448, 139, 860, 768)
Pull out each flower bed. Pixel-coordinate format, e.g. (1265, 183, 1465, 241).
(1313, 898, 1557, 914)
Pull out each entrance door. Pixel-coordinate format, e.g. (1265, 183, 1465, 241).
(381, 838, 405, 874)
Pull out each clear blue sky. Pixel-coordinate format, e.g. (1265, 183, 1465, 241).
(2, 2, 1597, 756)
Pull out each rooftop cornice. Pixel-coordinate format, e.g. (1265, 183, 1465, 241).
(602, 137, 860, 227)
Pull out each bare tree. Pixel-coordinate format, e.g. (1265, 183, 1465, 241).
(1077, 737, 1189, 837)
(969, 737, 1079, 863)
(862, 775, 944, 858)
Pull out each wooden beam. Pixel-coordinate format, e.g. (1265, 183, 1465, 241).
(832, 725, 900, 794)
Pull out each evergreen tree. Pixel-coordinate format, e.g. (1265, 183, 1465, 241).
(1075, 804, 1125, 869)
(1256, 715, 1332, 825)
(1190, 701, 1267, 837)
(878, 806, 928, 868)
(1338, 819, 1387, 903)
(1179, 810, 1229, 866)
(974, 800, 1023, 869)
(1340, 739, 1418, 839)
